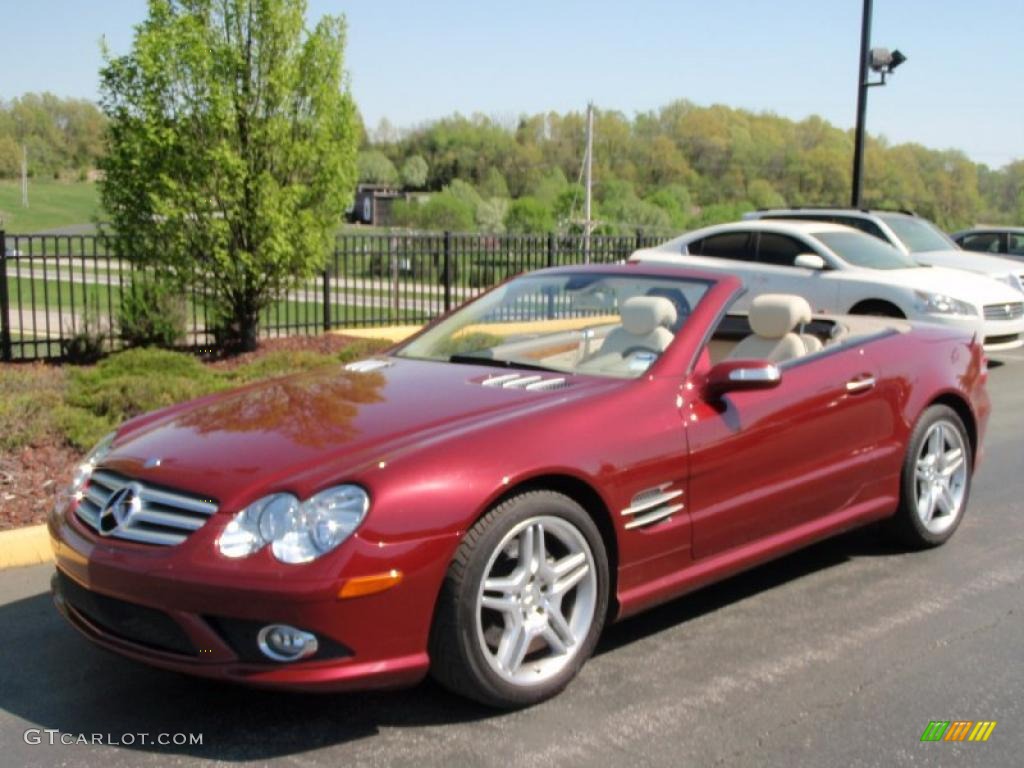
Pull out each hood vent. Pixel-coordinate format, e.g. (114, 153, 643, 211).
(345, 359, 392, 373)
(621, 483, 684, 530)
(480, 373, 570, 391)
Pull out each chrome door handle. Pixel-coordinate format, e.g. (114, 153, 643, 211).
(845, 376, 876, 393)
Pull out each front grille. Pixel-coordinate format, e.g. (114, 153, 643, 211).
(53, 570, 195, 656)
(75, 470, 218, 546)
(983, 302, 1024, 321)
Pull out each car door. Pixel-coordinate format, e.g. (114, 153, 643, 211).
(683, 339, 891, 559)
(752, 232, 840, 314)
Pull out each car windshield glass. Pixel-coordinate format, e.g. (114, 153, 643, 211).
(815, 231, 919, 270)
(395, 272, 711, 379)
(877, 215, 957, 253)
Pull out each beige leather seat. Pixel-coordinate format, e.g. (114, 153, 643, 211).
(579, 296, 677, 374)
(599, 296, 677, 356)
(728, 294, 816, 363)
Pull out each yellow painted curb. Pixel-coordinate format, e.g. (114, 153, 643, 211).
(332, 325, 422, 344)
(0, 524, 53, 569)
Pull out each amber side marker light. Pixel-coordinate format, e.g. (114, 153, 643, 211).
(339, 569, 403, 599)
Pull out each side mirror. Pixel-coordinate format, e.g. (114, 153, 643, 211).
(794, 253, 826, 270)
(705, 359, 782, 400)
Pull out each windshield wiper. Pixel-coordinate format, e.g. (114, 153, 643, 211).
(448, 354, 560, 373)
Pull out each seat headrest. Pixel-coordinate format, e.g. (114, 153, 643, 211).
(620, 296, 678, 336)
(749, 294, 812, 339)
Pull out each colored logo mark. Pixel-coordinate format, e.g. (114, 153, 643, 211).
(920, 720, 997, 743)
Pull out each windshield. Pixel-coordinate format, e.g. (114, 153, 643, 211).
(814, 231, 919, 270)
(877, 214, 958, 253)
(395, 272, 710, 378)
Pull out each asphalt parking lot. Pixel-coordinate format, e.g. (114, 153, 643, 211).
(1, 349, 1022, 768)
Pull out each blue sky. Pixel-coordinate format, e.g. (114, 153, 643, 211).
(5, 1, 1022, 167)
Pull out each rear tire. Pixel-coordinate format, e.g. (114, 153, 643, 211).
(429, 491, 609, 708)
(886, 405, 971, 548)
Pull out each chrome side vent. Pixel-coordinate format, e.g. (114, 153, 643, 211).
(481, 373, 569, 390)
(621, 483, 684, 530)
(345, 358, 392, 373)
(75, 470, 218, 547)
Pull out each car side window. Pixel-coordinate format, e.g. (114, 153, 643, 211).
(689, 232, 754, 262)
(756, 233, 807, 267)
(835, 216, 887, 241)
(960, 232, 1002, 253)
(1009, 234, 1024, 256)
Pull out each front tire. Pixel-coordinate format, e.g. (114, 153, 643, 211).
(429, 491, 609, 708)
(888, 405, 972, 548)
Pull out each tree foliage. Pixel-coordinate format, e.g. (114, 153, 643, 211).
(0, 94, 106, 178)
(357, 149, 398, 184)
(368, 101, 1023, 233)
(98, 0, 358, 350)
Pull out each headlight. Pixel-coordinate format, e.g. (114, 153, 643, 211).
(67, 432, 116, 497)
(217, 485, 369, 564)
(914, 291, 978, 317)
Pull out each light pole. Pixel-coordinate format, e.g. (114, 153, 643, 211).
(850, 0, 907, 208)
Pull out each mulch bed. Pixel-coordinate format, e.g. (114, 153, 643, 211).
(0, 334, 372, 531)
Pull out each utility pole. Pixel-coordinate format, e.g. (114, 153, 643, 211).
(850, 0, 873, 208)
(21, 145, 28, 208)
(583, 102, 594, 264)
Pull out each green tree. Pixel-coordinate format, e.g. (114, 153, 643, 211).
(98, 0, 358, 351)
(357, 150, 398, 184)
(417, 191, 475, 231)
(505, 197, 553, 233)
(400, 154, 428, 188)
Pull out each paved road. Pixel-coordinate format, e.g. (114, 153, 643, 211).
(1, 351, 1022, 768)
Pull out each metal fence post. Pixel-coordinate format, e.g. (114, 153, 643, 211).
(0, 230, 11, 362)
(636, 228, 644, 252)
(547, 231, 556, 268)
(443, 231, 452, 313)
(322, 265, 331, 332)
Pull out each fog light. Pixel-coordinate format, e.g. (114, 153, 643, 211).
(257, 624, 319, 662)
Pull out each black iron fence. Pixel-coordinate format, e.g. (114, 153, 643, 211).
(0, 229, 669, 362)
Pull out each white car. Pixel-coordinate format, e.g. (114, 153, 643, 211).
(630, 220, 1024, 352)
(744, 208, 1024, 293)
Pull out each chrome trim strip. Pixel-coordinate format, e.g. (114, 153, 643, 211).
(344, 359, 392, 372)
(624, 504, 684, 530)
(138, 487, 217, 516)
(524, 378, 567, 391)
(481, 374, 522, 387)
(502, 375, 544, 389)
(621, 488, 684, 517)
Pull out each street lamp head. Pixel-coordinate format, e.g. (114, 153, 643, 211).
(869, 47, 908, 74)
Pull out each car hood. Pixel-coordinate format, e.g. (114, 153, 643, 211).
(101, 358, 617, 507)
(861, 265, 1023, 305)
(914, 249, 1024, 281)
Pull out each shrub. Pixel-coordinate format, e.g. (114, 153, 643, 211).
(61, 348, 225, 447)
(0, 366, 64, 451)
(119, 278, 188, 348)
(61, 307, 108, 364)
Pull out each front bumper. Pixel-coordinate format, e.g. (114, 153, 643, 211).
(49, 502, 459, 692)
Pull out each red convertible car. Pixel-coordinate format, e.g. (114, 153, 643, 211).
(49, 264, 989, 708)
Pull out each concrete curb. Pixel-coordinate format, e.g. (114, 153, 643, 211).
(0, 524, 53, 570)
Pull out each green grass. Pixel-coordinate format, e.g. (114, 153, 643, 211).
(0, 180, 101, 233)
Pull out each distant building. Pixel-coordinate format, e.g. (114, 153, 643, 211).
(350, 184, 403, 227)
